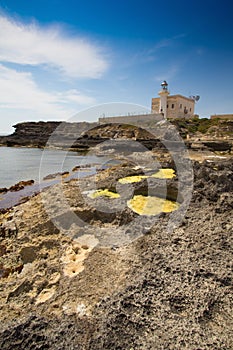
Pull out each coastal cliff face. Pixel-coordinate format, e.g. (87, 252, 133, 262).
(0, 121, 98, 149)
(0, 122, 61, 147)
(0, 159, 232, 349)
(0, 118, 232, 153)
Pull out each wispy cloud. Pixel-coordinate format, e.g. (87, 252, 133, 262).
(0, 14, 108, 78)
(154, 65, 180, 82)
(0, 64, 95, 119)
(124, 33, 187, 66)
(145, 33, 187, 61)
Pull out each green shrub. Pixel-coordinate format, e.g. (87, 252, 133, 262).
(197, 119, 212, 133)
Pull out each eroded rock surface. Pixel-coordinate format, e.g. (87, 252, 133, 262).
(0, 159, 232, 349)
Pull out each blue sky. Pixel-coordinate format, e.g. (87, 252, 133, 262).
(0, 0, 232, 133)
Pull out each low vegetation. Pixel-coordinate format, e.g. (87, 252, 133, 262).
(171, 117, 232, 137)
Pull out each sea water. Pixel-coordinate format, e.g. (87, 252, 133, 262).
(0, 147, 104, 188)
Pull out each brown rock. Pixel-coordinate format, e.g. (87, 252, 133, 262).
(9, 179, 34, 192)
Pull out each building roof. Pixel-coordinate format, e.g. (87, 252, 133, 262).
(152, 94, 195, 103)
(168, 94, 195, 102)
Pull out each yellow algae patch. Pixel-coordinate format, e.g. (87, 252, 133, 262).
(118, 169, 176, 184)
(118, 175, 147, 184)
(127, 195, 179, 216)
(88, 189, 120, 199)
(151, 168, 176, 179)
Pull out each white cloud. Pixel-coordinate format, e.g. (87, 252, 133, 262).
(58, 90, 95, 104)
(0, 14, 108, 78)
(0, 64, 95, 121)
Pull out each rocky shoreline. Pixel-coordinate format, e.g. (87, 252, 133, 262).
(0, 155, 232, 349)
(0, 120, 232, 154)
(0, 119, 232, 349)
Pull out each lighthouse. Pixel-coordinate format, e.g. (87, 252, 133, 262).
(158, 80, 169, 119)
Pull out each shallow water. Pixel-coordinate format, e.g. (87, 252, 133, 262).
(0, 167, 97, 210)
(0, 147, 103, 188)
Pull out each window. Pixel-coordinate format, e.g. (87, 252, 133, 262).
(171, 104, 174, 109)
(180, 104, 182, 109)
(190, 108, 192, 112)
(167, 104, 169, 108)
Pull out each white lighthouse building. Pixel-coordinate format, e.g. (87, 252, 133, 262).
(158, 80, 169, 119)
(152, 81, 196, 119)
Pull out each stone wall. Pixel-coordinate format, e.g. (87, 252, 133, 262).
(210, 114, 233, 120)
(98, 113, 164, 125)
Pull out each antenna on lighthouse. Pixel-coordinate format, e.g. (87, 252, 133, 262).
(189, 95, 200, 102)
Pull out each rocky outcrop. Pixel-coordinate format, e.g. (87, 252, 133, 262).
(0, 122, 61, 147)
(202, 140, 232, 152)
(8, 180, 35, 192)
(0, 120, 232, 154)
(0, 180, 35, 197)
(186, 140, 232, 153)
(0, 121, 166, 151)
(43, 172, 69, 181)
(0, 159, 232, 349)
(0, 121, 98, 149)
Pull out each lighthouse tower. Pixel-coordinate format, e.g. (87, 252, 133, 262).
(159, 80, 169, 119)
